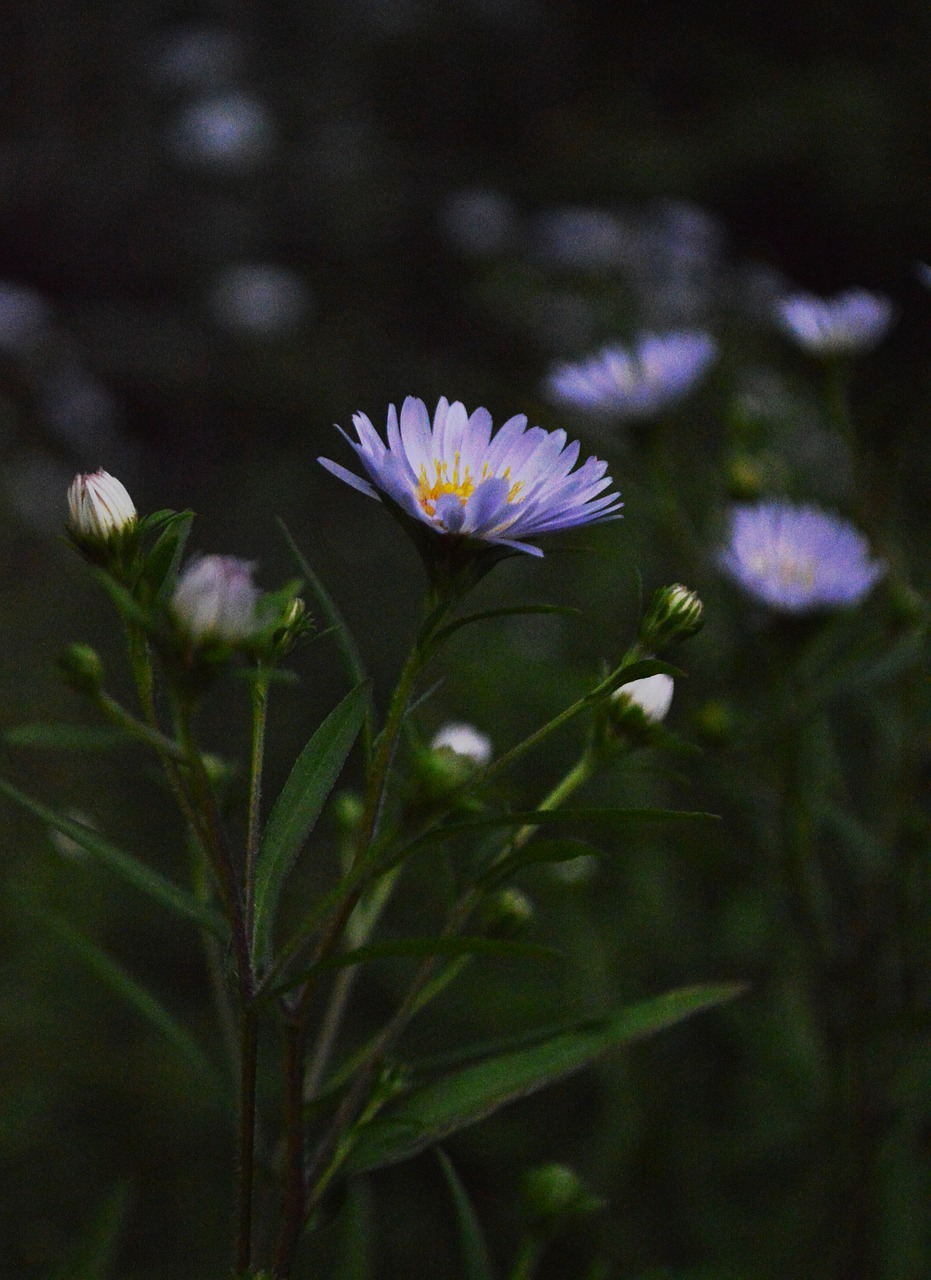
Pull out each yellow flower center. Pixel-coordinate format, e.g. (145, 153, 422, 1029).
(750, 552, 816, 591)
(417, 454, 523, 517)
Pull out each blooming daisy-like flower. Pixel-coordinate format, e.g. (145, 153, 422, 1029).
(718, 501, 884, 613)
(544, 331, 717, 422)
(775, 289, 894, 356)
(318, 396, 622, 558)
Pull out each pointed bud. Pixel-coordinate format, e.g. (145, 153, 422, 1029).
(67, 470, 137, 552)
(171, 555, 261, 645)
(639, 583, 704, 651)
(59, 643, 104, 696)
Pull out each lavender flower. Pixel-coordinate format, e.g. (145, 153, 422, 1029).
(775, 289, 895, 356)
(171, 555, 261, 642)
(544, 332, 717, 421)
(718, 502, 884, 613)
(319, 396, 622, 558)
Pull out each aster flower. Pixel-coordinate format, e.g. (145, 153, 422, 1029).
(775, 289, 894, 356)
(318, 396, 622, 563)
(171, 555, 262, 643)
(718, 501, 884, 614)
(67, 469, 137, 548)
(544, 331, 717, 422)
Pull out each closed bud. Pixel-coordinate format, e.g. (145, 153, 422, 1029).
(612, 673, 674, 725)
(430, 722, 492, 768)
(171, 555, 261, 645)
(417, 722, 493, 799)
(67, 470, 137, 555)
(59, 643, 104, 696)
(332, 789, 365, 835)
(521, 1163, 604, 1230)
(480, 886, 534, 937)
(639, 583, 704, 651)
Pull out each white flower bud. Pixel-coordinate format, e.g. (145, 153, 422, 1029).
(430, 722, 493, 767)
(67, 470, 137, 546)
(612, 673, 674, 723)
(171, 555, 261, 643)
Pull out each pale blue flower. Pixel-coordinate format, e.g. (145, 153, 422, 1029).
(775, 289, 894, 356)
(319, 396, 622, 558)
(544, 332, 717, 421)
(718, 501, 884, 613)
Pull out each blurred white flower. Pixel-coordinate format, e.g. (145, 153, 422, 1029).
(544, 331, 717, 421)
(430, 722, 493, 767)
(67, 469, 137, 545)
(172, 555, 261, 643)
(207, 263, 310, 337)
(613, 673, 674, 723)
(169, 91, 275, 171)
(0, 282, 52, 354)
(775, 288, 895, 356)
(440, 187, 518, 258)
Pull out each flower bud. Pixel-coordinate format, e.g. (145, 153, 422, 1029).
(59, 643, 104, 696)
(521, 1163, 604, 1230)
(639, 583, 703, 651)
(479, 886, 534, 937)
(67, 470, 137, 550)
(430, 722, 492, 768)
(171, 555, 261, 644)
(612, 672, 674, 725)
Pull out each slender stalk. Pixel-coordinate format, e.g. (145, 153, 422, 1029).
(236, 1006, 258, 1273)
(245, 667, 271, 940)
(510, 751, 596, 853)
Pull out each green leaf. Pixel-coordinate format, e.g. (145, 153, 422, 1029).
(143, 510, 194, 597)
(1, 724, 134, 751)
(15, 892, 224, 1094)
(437, 1150, 495, 1280)
(478, 838, 605, 888)
(44, 1183, 132, 1280)
(269, 936, 559, 996)
(344, 984, 745, 1173)
(252, 681, 370, 964)
(88, 569, 150, 626)
(277, 518, 373, 753)
(428, 604, 582, 652)
(0, 779, 228, 940)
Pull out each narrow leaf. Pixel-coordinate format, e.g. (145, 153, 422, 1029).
(277, 519, 372, 742)
(0, 779, 228, 939)
(17, 894, 224, 1093)
(252, 681, 369, 963)
(144, 511, 194, 597)
(344, 983, 745, 1173)
(2, 724, 133, 751)
(270, 936, 558, 996)
(89, 570, 150, 626)
(437, 1150, 495, 1280)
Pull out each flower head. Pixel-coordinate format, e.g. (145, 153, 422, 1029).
(319, 396, 622, 560)
(171, 555, 262, 643)
(718, 501, 884, 613)
(639, 583, 704, 650)
(430, 722, 493, 767)
(544, 331, 716, 421)
(775, 289, 894, 356)
(613, 673, 674, 723)
(67, 470, 137, 549)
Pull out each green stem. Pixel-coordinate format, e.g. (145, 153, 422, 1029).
(236, 1007, 258, 1274)
(245, 667, 271, 941)
(509, 1237, 540, 1280)
(510, 750, 597, 853)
